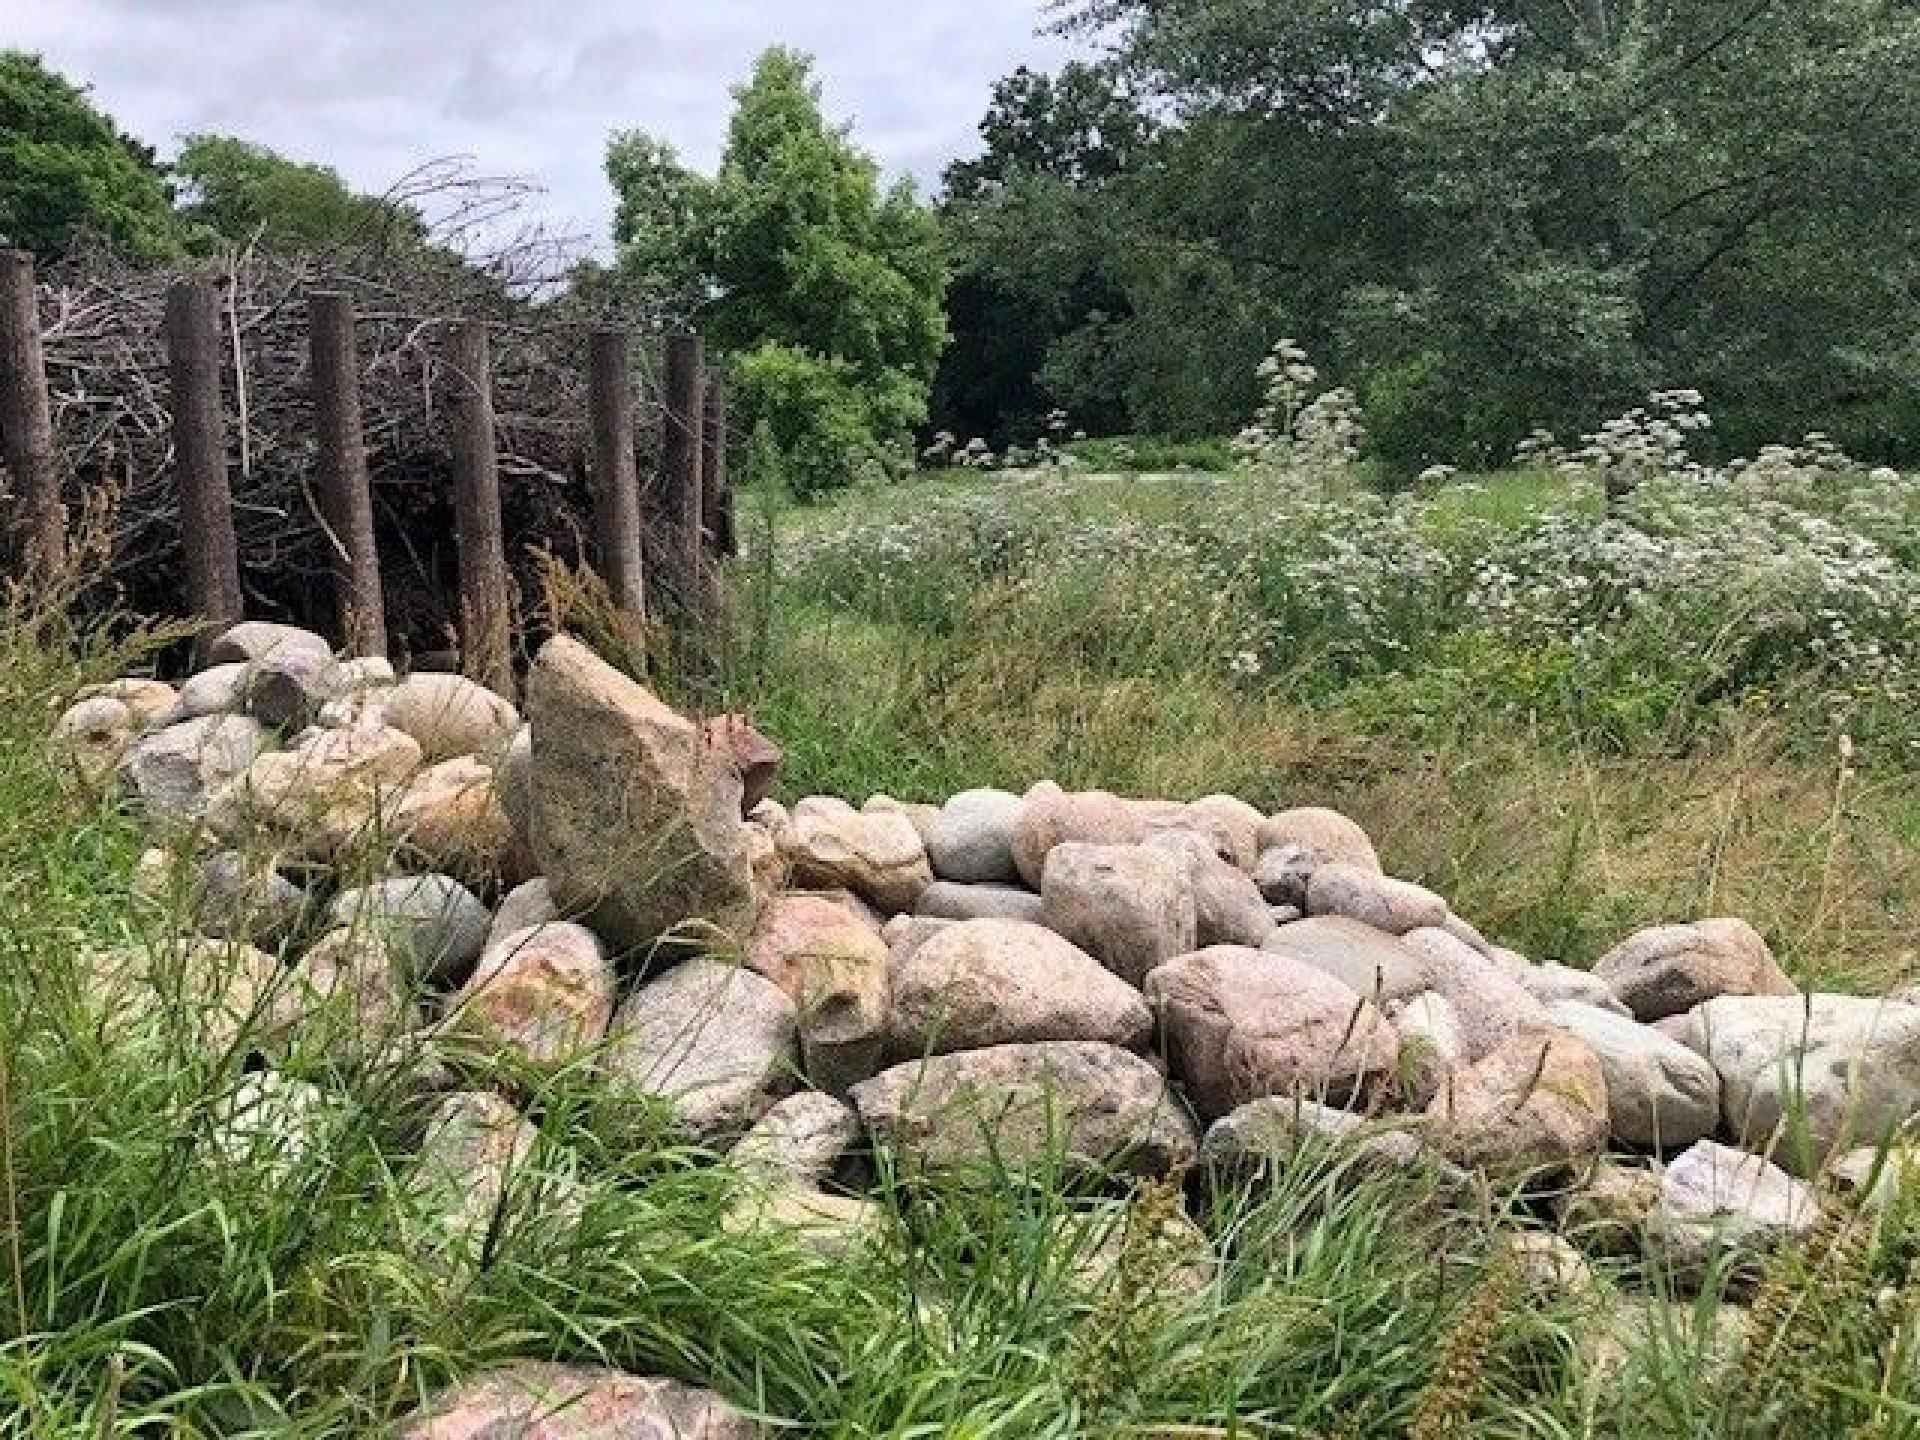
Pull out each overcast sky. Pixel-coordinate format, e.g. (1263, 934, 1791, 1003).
(6, 0, 1078, 251)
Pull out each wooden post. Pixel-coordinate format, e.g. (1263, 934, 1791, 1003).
(700, 371, 736, 559)
(165, 275, 243, 633)
(0, 250, 66, 582)
(442, 319, 513, 695)
(660, 333, 705, 605)
(587, 329, 646, 624)
(308, 291, 386, 657)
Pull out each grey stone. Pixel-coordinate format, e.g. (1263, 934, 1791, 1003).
(1040, 841, 1197, 987)
(915, 879, 1046, 926)
(605, 960, 798, 1141)
(329, 874, 490, 986)
(1305, 863, 1448, 935)
(1547, 1001, 1719, 1150)
(1262, 916, 1430, 1002)
(925, 787, 1025, 883)
(117, 714, 271, 825)
(1592, 918, 1796, 1021)
(728, 1091, 861, 1184)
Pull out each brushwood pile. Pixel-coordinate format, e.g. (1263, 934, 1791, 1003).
(49, 623, 1920, 1432)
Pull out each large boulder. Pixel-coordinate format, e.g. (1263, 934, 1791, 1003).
(743, 893, 890, 1093)
(1424, 1030, 1609, 1176)
(51, 695, 141, 785)
(889, 918, 1152, 1057)
(1010, 783, 1149, 888)
(926, 787, 1024, 883)
(237, 644, 340, 730)
(604, 960, 798, 1141)
(279, 928, 413, 1067)
(527, 637, 760, 953)
(782, 797, 933, 915)
(1255, 807, 1381, 872)
(1546, 1001, 1719, 1150)
(441, 923, 617, 1074)
(400, 1361, 749, 1433)
(1591, 918, 1796, 1021)
(117, 714, 271, 825)
(328, 875, 490, 987)
(86, 936, 293, 1060)
(1040, 842, 1196, 987)
(1304, 864, 1448, 936)
(1201, 1098, 1469, 1197)
(1680, 993, 1920, 1174)
(851, 1041, 1198, 1180)
(1262, 916, 1430, 1002)
(1146, 946, 1399, 1120)
(379, 672, 520, 762)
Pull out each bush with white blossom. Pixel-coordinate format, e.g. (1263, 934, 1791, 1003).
(777, 392, 1920, 759)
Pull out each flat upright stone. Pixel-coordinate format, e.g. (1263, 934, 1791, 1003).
(889, 917, 1153, 1056)
(851, 1040, 1198, 1180)
(1041, 841, 1196, 987)
(743, 892, 890, 1093)
(527, 637, 760, 953)
(1147, 945, 1399, 1119)
(1146, 830, 1276, 948)
(1592, 918, 1795, 1021)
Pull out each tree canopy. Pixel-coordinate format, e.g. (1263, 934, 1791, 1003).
(0, 51, 178, 260)
(173, 135, 425, 253)
(941, 0, 1920, 466)
(607, 46, 947, 495)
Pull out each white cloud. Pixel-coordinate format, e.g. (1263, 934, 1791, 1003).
(4, 0, 1075, 251)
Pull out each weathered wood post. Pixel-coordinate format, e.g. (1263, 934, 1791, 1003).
(308, 290, 387, 657)
(442, 319, 513, 695)
(660, 333, 706, 610)
(587, 328, 646, 626)
(164, 274, 243, 634)
(700, 370, 735, 559)
(0, 250, 67, 582)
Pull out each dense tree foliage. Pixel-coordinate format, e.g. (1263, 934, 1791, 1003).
(942, 1, 1920, 468)
(173, 135, 425, 253)
(0, 51, 178, 260)
(607, 48, 947, 495)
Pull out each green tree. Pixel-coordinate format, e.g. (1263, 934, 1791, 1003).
(172, 134, 425, 253)
(606, 47, 948, 496)
(0, 51, 178, 260)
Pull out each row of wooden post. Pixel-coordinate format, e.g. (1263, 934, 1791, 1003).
(0, 249, 725, 696)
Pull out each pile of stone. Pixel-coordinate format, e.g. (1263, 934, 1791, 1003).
(52, 626, 1920, 1430)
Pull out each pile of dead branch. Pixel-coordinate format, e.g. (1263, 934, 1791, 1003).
(34, 239, 684, 660)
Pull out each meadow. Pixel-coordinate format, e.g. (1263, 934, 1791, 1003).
(7, 426, 1920, 1435)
